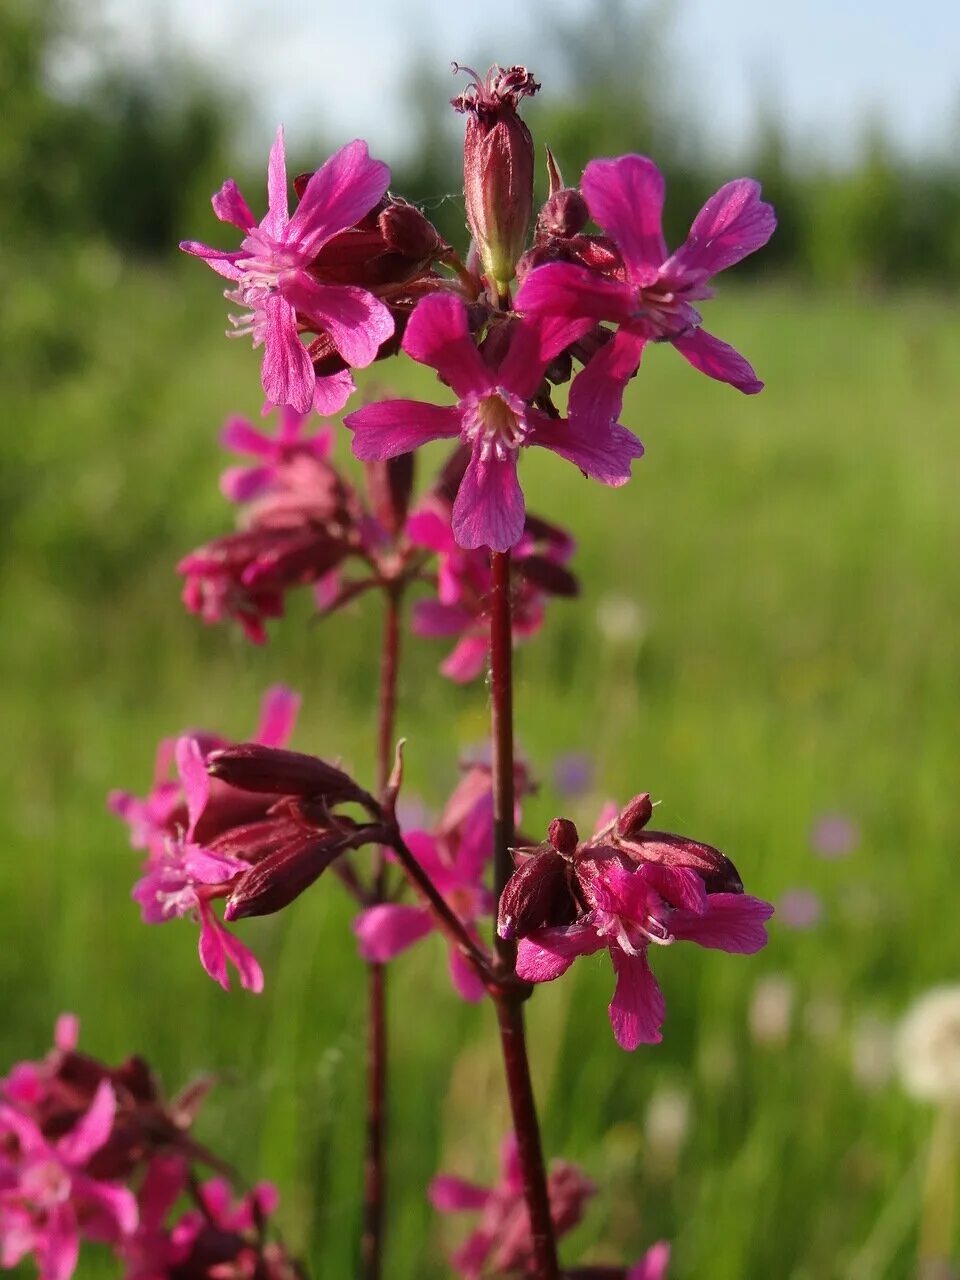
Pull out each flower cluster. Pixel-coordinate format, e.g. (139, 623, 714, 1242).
(0, 1019, 297, 1280)
(499, 795, 774, 1048)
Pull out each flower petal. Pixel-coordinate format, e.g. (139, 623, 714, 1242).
(670, 893, 774, 954)
(628, 1241, 672, 1280)
(515, 922, 604, 983)
(287, 139, 390, 256)
(262, 125, 289, 239)
(197, 904, 229, 990)
(38, 1203, 79, 1280)
(665, 178, 776, 279)
(346, 400, 461, 461)
(175, 737, 209, 842)
(527, 409, 643, 487)
(567, 327, 647, 432)
(608, 948, 665, 1049)
(428, 1175, 489, 1212)
(515, 262, 635, 348)
(452, 451, 525, 552)
(402, 293, 491, 397)
(413, 599, 475, 638)
(220, 464, 274, 503)
(220, 927, 265, 993)
(261, 294, 315, 412)
(582, 154, 668, 277)
(220, 416, 274, 459)
(448, 944, 486, 1002)
(57, 1080, 115, 1166)
(211, 179, 256, 231)
(352, 904, 433, 962)
(495, 318, 550, 401)
(440, 636, 489, 684)
(254, 685, 301, 748)
(178, 240, 242, 280)
(671, 326, 763, 393)
(283, 275, 394, 368)
(313, 369, 356, 414)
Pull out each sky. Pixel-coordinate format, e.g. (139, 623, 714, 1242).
(67, 0, 959, 165)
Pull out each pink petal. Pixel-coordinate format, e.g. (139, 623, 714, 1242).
(178, 240, 242, 280)
(74, 1174, 139, 1238)
(670, 893, 773, 953)
(402, 293, 491, 397)
(440, 636, 489, 683)
(313, 369, 356, 414)
(671, 326, 763, 393)
(628, 1241, 671, 1280)
(220, 465, 274, 502)
(287, 139, 391, 257)
(54, 1013, 79, 1052)
(352, 904, 433, 962)
(412, 599, 474, 638)
(428, 1174, 489, 1213)
(220, 416, 274, 459)
(261, 294, 315, 412)
(568, 327, 647, 432)
(582, 154, 668, 277)
(515, 261, 635, 344)
(219, 928, 265, 993)
(346, 399, 461, 460)
(608, 949, 665, 1049)
(495, 318, 550, 401)
(638, 863, 708, 914)
(198, 905, 229, 990)
(527, 409, 643, 487)
(452, 451, 525, 552)
(211, 179, 256, 231)
(57, 1080, 115, 1166)
(405, 507, 457, 556)
(174, 737, 209, 842)
(38, 1202, 79, 1280)
(448, 944, 486, 1002)
(262, 125, 289, 239)
(500, 1132, 523, 1191)
(666, 178, 776, 279)
(515, 922, 604, 983)
(254, 684, 301, 747)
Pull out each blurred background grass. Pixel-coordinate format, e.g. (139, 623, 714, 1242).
(2, 1, 960, 1277)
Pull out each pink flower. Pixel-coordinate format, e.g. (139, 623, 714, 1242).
(501, 801, 773, 1049)
(0, 1081, 138, 1280)
(218, 405, 334, 502)
(516, 155, 775, 419)
(430, 1133, 595, 1278)
(777, 887, 823, 930)
(811, 812, 859, 859)
(407, 495, 577, 682)
(181, 127, 394, 413)
(345, 291, 643, 551)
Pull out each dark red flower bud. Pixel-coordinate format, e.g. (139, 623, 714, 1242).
(364, 452, 415, 538)
(206, 745, 374, 810)
(497, 846, 578, 939)
(616, 793, 654, 839)
(548, 817, 579, 854)
(378, 198, 447, 262)
(515, 554, 579, 598)
(224, 833, 348, 920)
(617, 830, 744, 895)
(452, 63, 540, 293)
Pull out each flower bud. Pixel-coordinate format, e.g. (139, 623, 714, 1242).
(378, 198, 446, 263)
(537, 150, 589, 240)
(548, 817, 579, 855)
(206, 744, 373, 809)
(497, 847, 577, 939)
(364, 453, 415, 538)
(224, 834, 345, 920)
(617, 828, 744, 895)
(616, 793, 653, 839)
(452, 63, 540, 294)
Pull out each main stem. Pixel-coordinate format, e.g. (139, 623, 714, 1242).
(361, 588, 402, 1280)
(488, 549, 560, 1280)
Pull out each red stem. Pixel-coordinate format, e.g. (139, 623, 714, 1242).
(488, 549, 560, 1280)
(361, 588, 402, 1280)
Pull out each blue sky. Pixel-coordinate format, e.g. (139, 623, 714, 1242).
(80, 0, 959, 164)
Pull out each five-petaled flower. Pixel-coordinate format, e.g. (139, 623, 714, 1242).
(516, 155, 776, 425)
(499, 797, 774, 1049)
(181, 127, 394, 414)
(345, 291, 644, 551)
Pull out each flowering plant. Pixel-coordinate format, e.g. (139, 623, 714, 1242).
(7, 60, 776, 1280)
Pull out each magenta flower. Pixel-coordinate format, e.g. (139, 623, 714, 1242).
(407, 496, 577, 681)
(500, 802, 773, 1049)
(430, 1132, 595, 1278)
(345, 291, 643, 551)
(516, 155, 775, 417)
(0, 1081, 138, 1280)
(218, 404, 334, 502)
(181, 127, 394, 413)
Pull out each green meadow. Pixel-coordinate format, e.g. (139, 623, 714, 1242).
(2, 253, 958, 1277)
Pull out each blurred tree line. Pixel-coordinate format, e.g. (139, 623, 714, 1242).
(5, 0, 960, 288)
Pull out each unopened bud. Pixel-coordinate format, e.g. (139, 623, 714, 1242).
(538, 154, 589, 240)
(515, 554, 579, 598)
(497, 847, 576, 939)
(207, 744, 372, 809)
(452, 63, 540, 293)
(378, 199, 446, 262)
(364, 453, 415, 538)
(548, 817, 579, 855)
(618, 828, 744, 895)
(225, 834, 346, 920)
(616, 793, 653, 839)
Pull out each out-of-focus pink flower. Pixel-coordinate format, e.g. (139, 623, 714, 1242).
(345, 292, 643, 551)
(0, 1080, 138, 1280)
(407, 495, 577, 682)
(181, 127, 394, 412)
(501, 799, 773, 1049)
(811, 813, 859, 859)
(560, 1243, 670, 1279)
(516, 156, 775, 420)
(430, 1133, 595, 1278)
(218, 404, 334, 502)
(777, 888, 823, 930)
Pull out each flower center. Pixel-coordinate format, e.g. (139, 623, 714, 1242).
(636, 284, 694, 341)
(462, 388, 529, 462)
